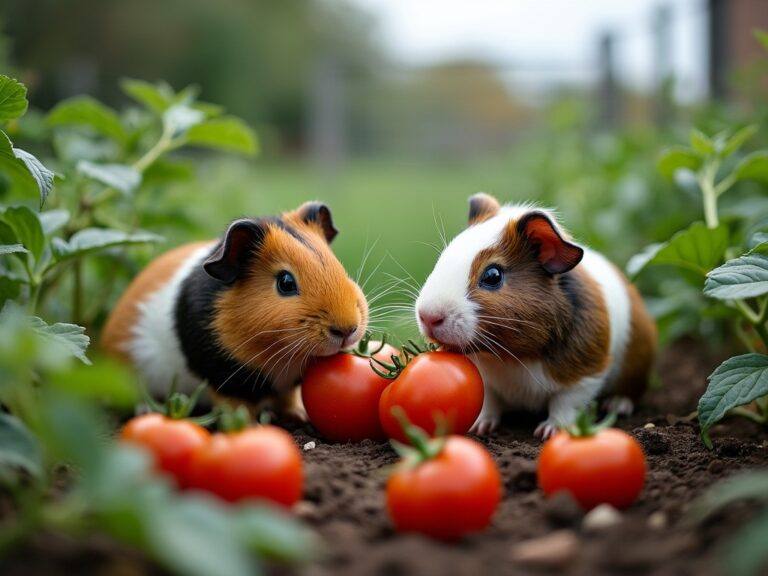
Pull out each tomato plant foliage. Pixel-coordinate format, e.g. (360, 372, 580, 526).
(0, 74, 313, 576)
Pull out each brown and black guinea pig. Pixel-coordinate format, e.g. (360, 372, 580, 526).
(101, 201, 368, 418)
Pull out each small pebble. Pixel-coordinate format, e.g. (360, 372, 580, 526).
(303, 441, 316, 451)
(644, 422, 656, 429)
(582, 504, 622, 532)
(293, 500, 319, 520)
(647, 511, 668, 530)
(544, 492, 584, 527)
(510, 530, 579, 567)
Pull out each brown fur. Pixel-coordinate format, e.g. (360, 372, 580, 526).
(468, 193, 502, 225)
(614, 276, 657, 399)
(468, 218, 610, 386)
(100, 241, 213, 360)
(212, 207, 368, 377)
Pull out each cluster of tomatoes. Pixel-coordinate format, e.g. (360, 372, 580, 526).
(122, 337, 647, 542)
(121, 406, 303, 507)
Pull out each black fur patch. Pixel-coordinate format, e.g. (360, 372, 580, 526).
(175, 249, 277, 402)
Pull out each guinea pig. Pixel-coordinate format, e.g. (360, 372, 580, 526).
(101, 201, 368, 418)
(415, 193, 657, 439)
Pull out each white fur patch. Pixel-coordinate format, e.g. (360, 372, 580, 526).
(580, 247, 631, 388)
(126, 245, 212, 396)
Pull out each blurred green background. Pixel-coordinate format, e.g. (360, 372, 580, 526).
(2, 0, 767, 342)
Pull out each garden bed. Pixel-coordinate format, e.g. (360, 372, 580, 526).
(4, 339, 767, 576)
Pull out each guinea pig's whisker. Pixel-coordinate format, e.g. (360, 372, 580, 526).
(224, 326, 304, 359)
(409, 240, 442, 255)
(431, 205, 449, 249)
(217, 332, 300, 391)
(355, 235, 380, 286)
(476, 314, 540, 329)
(359, 255, 387, 294)
(475, 326, 548, 390)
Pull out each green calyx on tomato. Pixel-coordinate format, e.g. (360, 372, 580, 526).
(389, 407, 447, 468)
(565, 404, 617, 438)
(144, 381, 217, 426)
(370, 339, 439, 379)
(217, 404, 253, 433)
(351, 331, 390, 359)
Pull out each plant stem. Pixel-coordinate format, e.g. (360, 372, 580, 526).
(72, 259, 82, 325)
(731, 406, 767, 424)
(700, 162, 720, 229)
(133, 121, 175, 173)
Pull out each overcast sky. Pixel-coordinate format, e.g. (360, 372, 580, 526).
(350, 0, 708, 101)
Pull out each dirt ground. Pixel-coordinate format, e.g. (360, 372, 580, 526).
(4, 339, 768, 576)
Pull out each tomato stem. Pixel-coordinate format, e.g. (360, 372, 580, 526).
(368, 338, 438, 379)
(566, 404, 617, 438)
(218, 404, 251, 433)
(352, 332, 389, 359)
(390, 407, 446, 465)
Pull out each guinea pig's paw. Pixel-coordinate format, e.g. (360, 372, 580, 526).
(282, 403, 308, 424)
(602, 396, 634, 417)
(534, 419, 559, 441)
(470, 412, 501, 436)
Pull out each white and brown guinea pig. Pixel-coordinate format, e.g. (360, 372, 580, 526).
(101, 201, 368, 416)
(415, 193, 656, 439)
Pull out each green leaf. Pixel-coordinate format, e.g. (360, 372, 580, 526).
(699, 354, 768, 446)
(234, 506, 316, 563)
(52, 228, 162, 263)
(146, 497, 260, 576)
(0, 132, 55, 206)
(0, 243, 27, 255)
(184, 117, 258, 155)
(658, 146, 702, 180)
(120, 78, 172, 114)
(735, 151, 768, 185)
(722, 509, 768, 576)
(39, 209, 70, 236)
(691, 471, 768, 523)
(0, 276, 21, 306)
(704, 254, 768, 300)
(627, 222, 728, 279)
(1, 205, 45, 263)
(721, 125, 759, 157)
(755, 29, 768, 51)
(142, 159, 194, 186)
(0, 412, 43, 481)
(0, 76, 28, 123)
(28, 316, 91, 364)
(49, 356, 138, 408)
(163, 103, 204, 137)
(690, 129, 715, 155)
(77, 161, 141, 195)
(47, 96, 127, 143)
(13, 147, 55, 207)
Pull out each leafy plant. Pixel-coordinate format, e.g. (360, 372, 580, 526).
(630, 124, 768, 447)
(690, 470, 768, 576)
(0, 75, 315, 575)
(0, 305, 316, 576)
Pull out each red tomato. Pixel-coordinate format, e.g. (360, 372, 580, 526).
(186, 426, 303, 506)
(120, 413, 210, 488)
(387, 436, 502, 540)
(537, 428, 646, 510)
(302, 344, 398, 442)
(379, 352, 483, 443)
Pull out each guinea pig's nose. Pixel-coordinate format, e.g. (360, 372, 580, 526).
(419, 310, 445, 329)
(329, 325, 357, 339)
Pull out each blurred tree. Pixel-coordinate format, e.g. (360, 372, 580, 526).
(1, 0, 381, 154)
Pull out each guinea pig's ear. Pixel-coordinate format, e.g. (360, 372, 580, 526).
(468, 193, 501, 225)
(517, 211, 583, 274)
(203, 218, 266, 284)
(294, 201, 338, 243)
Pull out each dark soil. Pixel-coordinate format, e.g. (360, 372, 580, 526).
(4, 339, 768, 576)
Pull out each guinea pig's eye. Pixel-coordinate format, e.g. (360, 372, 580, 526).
(479, 265, 504, 290)
(275, 270, 299, 296)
